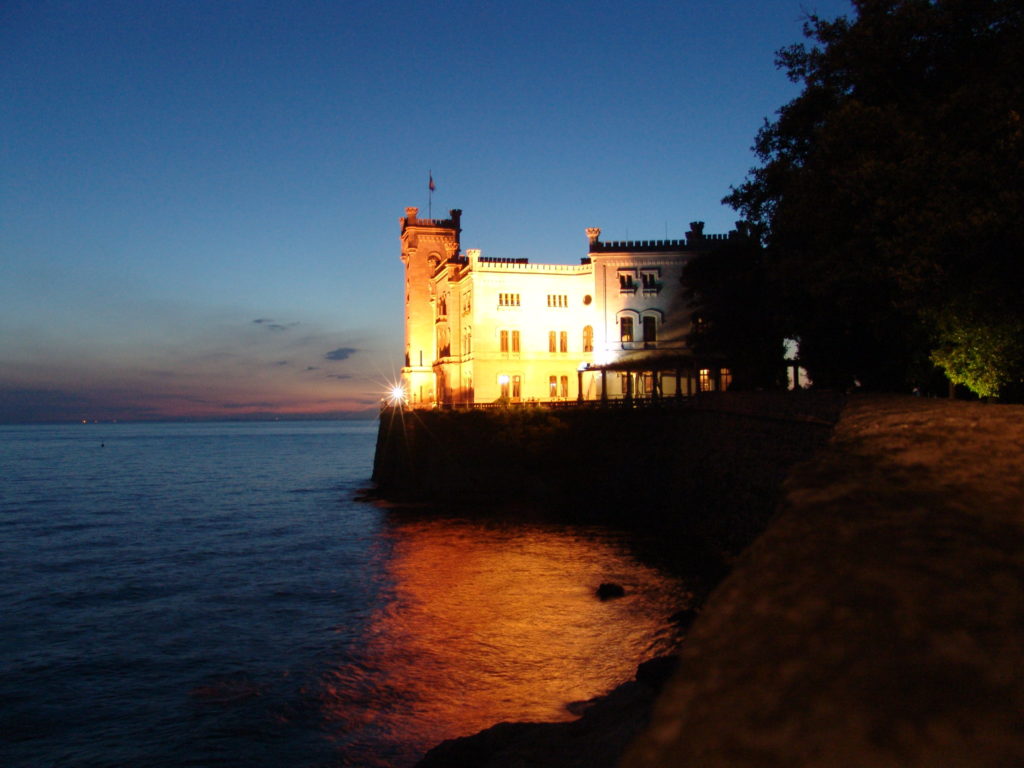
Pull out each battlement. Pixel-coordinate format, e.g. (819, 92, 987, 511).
(478, 256, 530, 265)
(401, 207, 463, 233)
(588, 221, 740, 254)
(591, 238, 691, 253)
(472, 259, 592, 274)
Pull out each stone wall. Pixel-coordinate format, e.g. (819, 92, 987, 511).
(373, 391, 843, 555)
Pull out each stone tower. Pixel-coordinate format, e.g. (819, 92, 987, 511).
(399, 207, 461, 406)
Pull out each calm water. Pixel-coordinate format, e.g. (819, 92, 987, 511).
(0, 421, 688, 767)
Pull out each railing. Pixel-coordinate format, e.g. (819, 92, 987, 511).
(424, 395, 695, 411)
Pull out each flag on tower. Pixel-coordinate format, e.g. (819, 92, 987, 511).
(429, 173, 436, 192)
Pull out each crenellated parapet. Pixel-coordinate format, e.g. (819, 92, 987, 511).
(401, 207, 463, 237)
(590, 238, 692, 253)
(586, 220, 743, 254)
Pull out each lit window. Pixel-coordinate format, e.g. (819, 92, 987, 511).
(512, 375, 521, 400)
(620, 317, 633, 342)
(699, 368, 711, 392)
(559, 331, 568, 353)
(499, 374, 510, 399)
(549, 376, 558, 396)
(720, 368, 733, 391)
(583, 325, 593, 353)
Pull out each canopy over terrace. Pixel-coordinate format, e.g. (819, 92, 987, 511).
(577, 353, 732, 403)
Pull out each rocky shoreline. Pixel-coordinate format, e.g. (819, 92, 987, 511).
(415, 654, 683, 768)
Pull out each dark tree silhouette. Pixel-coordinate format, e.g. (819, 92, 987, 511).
(725, 0, 1024, 396)
(682, 226, 787, 390)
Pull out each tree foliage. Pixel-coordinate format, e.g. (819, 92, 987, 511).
(682, 228, 786, 389)
(724, 0, 1024, 396)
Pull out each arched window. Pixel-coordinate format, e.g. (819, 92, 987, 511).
(643, 316, 657, 343)
(583, 325, 594, 352)
(620, 317, 633, 342)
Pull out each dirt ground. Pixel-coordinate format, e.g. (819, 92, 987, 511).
(623, 395, 1024, 767)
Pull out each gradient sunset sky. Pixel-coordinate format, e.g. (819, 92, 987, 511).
(1, 0, 852, 422)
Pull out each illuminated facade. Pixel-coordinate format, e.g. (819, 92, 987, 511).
(399, 207, 733, 407)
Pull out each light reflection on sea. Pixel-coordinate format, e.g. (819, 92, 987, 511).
(319, 514, 688, 761)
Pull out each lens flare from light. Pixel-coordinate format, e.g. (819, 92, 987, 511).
(388, 385, 406, 406)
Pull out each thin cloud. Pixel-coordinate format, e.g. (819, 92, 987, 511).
(324, 347, 357, 361)
(252, 318, 299, 332)
(326, 374, 352, 380)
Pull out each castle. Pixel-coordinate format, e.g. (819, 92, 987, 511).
(399, 207, 734, 408)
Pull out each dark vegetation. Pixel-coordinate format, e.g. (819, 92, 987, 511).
(687, 0, 1024, 400)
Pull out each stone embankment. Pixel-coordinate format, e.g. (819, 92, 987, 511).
(405, 395, 1024, 767)
(374, 391, 844, 558)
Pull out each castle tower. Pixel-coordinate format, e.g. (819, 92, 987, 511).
(399, 206, 461, 406)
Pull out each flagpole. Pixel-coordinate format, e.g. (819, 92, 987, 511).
(428, 169, 433, 219)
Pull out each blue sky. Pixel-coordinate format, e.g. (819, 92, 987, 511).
(1, 0, 852, 421)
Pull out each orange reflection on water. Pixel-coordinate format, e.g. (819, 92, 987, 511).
(321, 515, 687, 760)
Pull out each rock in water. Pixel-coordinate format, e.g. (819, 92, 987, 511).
(596, 582, 625, 600)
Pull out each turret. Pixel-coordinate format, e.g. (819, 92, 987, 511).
(399, 208, 462, 406)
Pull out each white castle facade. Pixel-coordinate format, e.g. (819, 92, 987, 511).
(399, 207, 733, 408)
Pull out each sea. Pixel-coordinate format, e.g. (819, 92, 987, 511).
(0, 420, 690, 767)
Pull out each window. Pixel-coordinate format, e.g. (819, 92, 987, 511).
(620, 317, 634, 342)
(438, 295, 447, 317)
(462, 290, 472, 314)
(641, 269, 661, 293)
(583, 325, 593, 353)
(499, 374, 510, 399)
(559, 331, 568, 353)
(547, 294, 568, 308)
(618, 271, 636, 292)
(500, 330, 509, 353)
(720, 368, 733, 391)
(560, 375, 569, 398)
(499, 292, 521, 307)
(549, 376, 558, 397)
(643, 316, 657, 344)
(699, 368, 712, 392)
(512, 375, 521, 400)
(549, 330, 557, 353)
(512, 330, 520, 353)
